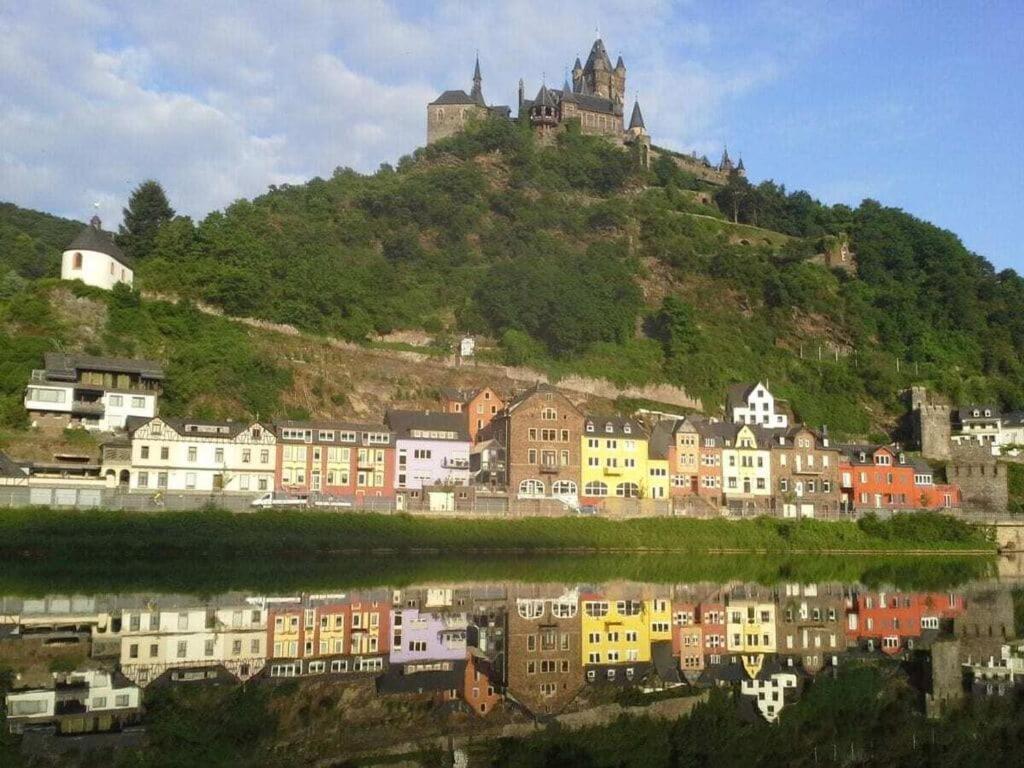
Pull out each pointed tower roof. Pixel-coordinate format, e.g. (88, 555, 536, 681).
(584, 38, 613, 72)
(533, 84, 558, 109)
(736, 155, 745, 172)
(573, 56, 583, 70)
(470, 54, 485, 106)
(628, 99, 645, 130)
(615, 55, 626, 71)
(720, 146, 732, 167)
(561, 77, 576, 102)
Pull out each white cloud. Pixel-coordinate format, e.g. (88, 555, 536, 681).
(0, 0, 843, 227)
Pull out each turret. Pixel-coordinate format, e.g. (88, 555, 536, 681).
(572, 57, 583, 93)
(628, 99, 646, 136)
(518, 78, 525, 110)
(736, 155, 746, 177)
(719, 146, 734, 172)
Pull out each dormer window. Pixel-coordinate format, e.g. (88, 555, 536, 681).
(859, 452, 866, 462)
(586, 422, 594, 432)
(973, 410, 980, 417)
(985, 409, 991, 417)
(605, 424, 613, 434)
(898, 454, 906, 464)
(623, 424, 631, 434)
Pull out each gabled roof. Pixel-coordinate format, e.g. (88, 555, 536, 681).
(505, 383, 583, 416)
(725, 383, 758, 412)
(127, 416, 272, 440)
(66, 217, 132, 268)
(386, 410, 469, 441)
(838, 443, 903, 465)
(533, 84, 558, 109)
(957, 405, 1001, 422)
(429, 89, 479, 106)
(647, 420, 676, 460)
(43, 352, 164, 380)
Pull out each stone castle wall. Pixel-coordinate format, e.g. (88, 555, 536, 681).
(426, 104, 488, 145)
(911, 386, 952, 460)
(949, 445, 1008, 512)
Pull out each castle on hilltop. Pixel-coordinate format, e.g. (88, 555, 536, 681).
(427, 38, 745, 184)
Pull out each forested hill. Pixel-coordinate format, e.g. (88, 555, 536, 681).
(3, 118, 1023, 436)
(0, 202, 81, 283)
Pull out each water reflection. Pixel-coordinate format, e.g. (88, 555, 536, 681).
(0, 579, 1018, 753)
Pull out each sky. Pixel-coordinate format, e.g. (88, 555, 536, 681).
(1, 1, 1022, 269)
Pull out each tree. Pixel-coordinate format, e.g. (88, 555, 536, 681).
(118, 180, 175, 261)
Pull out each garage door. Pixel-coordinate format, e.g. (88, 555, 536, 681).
(54, 489, 78, 507)
(29, 488, 53, 506)
(77, 490, 102, 508)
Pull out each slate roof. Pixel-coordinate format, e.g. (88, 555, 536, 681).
(909, 457, 934, 475)
(385, 410, 469, 442)
(651, 641, 682, 685)
(584, 38, 613, 73)
(1003, 411, 1024, 427)
(67, 217, 132, 268)
(583, 415, 644, 439)
(375, 660, 466, 695)
(628, 100, 645, 130)
(44, 353, 164, 380)
(127, 416, 271, 439)
(647, 420, 676, 460)
(275, 420, 395, 445)
(429, 89, 479, 106)
(838, 444, 903, 465)
(505, 383, 581, 415)
(520, 88, 619, 116)
(957, 405, 1001, 422)
(725, 382, 757, 412)
(0, 451, 27, 479)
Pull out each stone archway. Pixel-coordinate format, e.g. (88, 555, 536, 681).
(118, 469, 130, 486)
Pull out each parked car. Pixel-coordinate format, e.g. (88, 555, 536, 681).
(250, 492, 307, 508)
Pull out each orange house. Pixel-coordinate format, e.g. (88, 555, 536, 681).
(440, 387, 505, 443)
(839, 445, 961, 511)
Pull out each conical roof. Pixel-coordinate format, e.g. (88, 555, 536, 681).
(628, 99, 645, 130)
(736, 156, 745, 171)
(67, 216, 131, 267)
(561, 77, 576, 102)
(470, 55, 485, 105)
(533, 84, 558, 108)
(615, 55, 625, 70)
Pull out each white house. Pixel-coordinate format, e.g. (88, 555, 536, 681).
(60, 215, 133, 290)
(24, 353, 162, 432)
(726, 382, 789, 428)
(4, 670, 142, 734)
(116, 605, 267, 687)
(126, 416, 276, 493)
(740, 671, 799, 722)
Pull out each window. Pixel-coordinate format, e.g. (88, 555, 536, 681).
(160, 447, 169, 460)
(131, 396, 145, 408)
(138, 471, 149, 488)
(109, 394, 123, 407)
(72, 251, 82, 268)
(157, 472, 168, 488)
(177, 641, 187, 659)
(616, 482, 639, 498)
(552, 480, 577, 495)
(185, 472, 196, 489)
(541, 408, 556, 421)
(519, 479, 544, 497)
(215, 448, 224, 463)
(584, 481, 608, 497)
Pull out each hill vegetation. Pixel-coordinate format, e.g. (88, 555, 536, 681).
(3, 117, 1023, 436)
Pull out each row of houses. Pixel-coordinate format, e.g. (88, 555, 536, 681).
(15, 354, 962, 514)
(4, 582, 1013, 733)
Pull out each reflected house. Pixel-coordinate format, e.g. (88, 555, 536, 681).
(5, 670, 142, 735)
(581, 592, 670, 668)
(505, 586, 583, 717)
(117, 605, 268, 687)
(740, 669, 800, 723)
(845, 591, 965, 656)
(462, 652, 503, 716)
(672, 602, 705, 677)
(954, 588, 1016, 663)
(390, 608, 468, 664)
(265, 592, 391, 679)
(776, 583, 846, 673)
(726, 596, 778, 678)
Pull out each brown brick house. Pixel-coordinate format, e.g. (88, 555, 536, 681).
(492, 384, 584, 502)
(769, 425, 841, 517)
(504, 584, 583, 717)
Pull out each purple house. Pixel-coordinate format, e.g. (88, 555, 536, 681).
(389, 608, 469, 663)
(385, 410, 471, 491)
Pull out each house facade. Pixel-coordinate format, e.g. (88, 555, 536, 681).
(439, 386, 505, 443)
(770, 426, 841, 518)
(721, 424, 773, 512)
(492, 384, 585, 503)
(390, 608, 469, 664)
(386, 410, 471, 490)
(726, 382, 789, 428)
(580, 417, 664, 501)
(4, 670, 141, 735)
(60, 216, 133, 291)
(127, 417, 276, 493)
(839, 445, 958, 511)
(275, 421, 395, 501)
(24, 353, 162, 432)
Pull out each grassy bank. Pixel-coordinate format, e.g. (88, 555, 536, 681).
(0, 508, 994, 560)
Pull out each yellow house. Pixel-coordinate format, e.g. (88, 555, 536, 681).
(582, 595, 653, 665)
(726, 598, 778, 678)
(581, 417, 665, 500)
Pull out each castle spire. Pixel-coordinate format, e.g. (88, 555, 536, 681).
(470, 53, 484, 105)
(628, 98, 645, 131)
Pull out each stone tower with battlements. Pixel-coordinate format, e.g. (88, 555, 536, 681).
(911, 386, 952, 460)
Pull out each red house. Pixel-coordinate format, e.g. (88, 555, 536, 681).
(845, 591, 965, 655)
(839, 445, 960, 511)
(274, 420, 396, 505)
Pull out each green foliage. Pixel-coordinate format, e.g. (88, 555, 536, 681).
(0, 202, 80, 280)
(1007, 463, 1024, 514)
(117, 179, 175, 261)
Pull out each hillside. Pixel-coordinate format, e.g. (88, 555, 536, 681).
(4, 117, 1024, 438)
(0, 202, 81, 285)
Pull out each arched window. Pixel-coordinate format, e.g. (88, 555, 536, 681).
(552, 480, 577, 496)
(519, 479, 545, 497)
(551, 600, 577, 618)
(584, 481, 607, 497)
(616, 482, 640, 498)
(517, 599, 545, 619)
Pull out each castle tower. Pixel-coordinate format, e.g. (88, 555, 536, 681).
(571, 57, 583, 93)
(719, 146, 734, 173)
(581, 38, 624, 107)
(628, 99, 646, 137)
(736, 155, 746, 178)
(518, 78, 525, 110)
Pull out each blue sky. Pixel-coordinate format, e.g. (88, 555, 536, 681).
(1, 1, 1021, 268)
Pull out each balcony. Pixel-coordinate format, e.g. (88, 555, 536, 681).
(71, 400, 105, 416)
(539, 462, 560, 474)
(603, 466, 622, 476)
